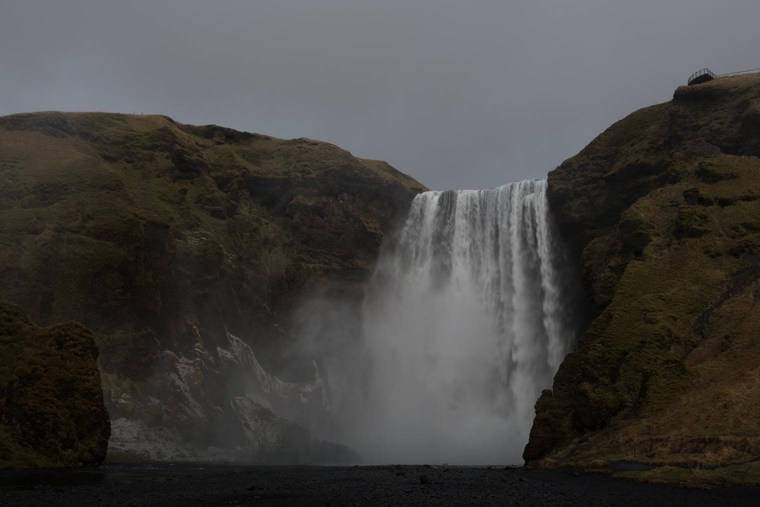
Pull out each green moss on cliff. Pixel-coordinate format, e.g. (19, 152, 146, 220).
(0, 112, 425, 460)
(0, 301, 110, 468)
(526, 73, 760, 485)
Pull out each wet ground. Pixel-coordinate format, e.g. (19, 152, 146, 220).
(1, 464, 758, 506)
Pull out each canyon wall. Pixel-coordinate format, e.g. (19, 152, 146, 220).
(0, 112, 424, 462)
(526, 74, 760, 484)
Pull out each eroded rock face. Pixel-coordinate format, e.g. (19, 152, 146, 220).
(0, 112, 424, 462)
(0, 301, 110, 468)
(525, 74, 760, 484)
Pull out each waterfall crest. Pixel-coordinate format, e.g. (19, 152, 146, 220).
(331, 179, 576, 464)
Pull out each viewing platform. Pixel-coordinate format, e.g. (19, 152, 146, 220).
(688, 66, 760, 85)
(687, 68, 717, 85)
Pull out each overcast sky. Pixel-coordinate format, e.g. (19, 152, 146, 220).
(2, 1, 759, 189)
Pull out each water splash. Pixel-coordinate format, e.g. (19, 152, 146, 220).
(332, 179, 576, 464)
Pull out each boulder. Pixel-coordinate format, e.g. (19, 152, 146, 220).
(0, 301, 110, 468)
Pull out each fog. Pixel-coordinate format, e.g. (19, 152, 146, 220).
(2, 1, 760, 189)
(293, 181, 579, 464)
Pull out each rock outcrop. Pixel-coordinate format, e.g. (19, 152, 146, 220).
(0, 112, 424, 462)
(525, 74, 760, 484)
(0, 301, 110, 468)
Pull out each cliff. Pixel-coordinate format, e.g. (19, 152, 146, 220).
(0, 112, 424, 462)
(0, 301, 110, 468)
(525, 73, 760, 484)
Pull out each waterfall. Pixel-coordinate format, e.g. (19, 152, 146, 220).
(326, 179, 576, 465)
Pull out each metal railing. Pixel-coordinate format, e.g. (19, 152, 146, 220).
(687, 68, 717, 85)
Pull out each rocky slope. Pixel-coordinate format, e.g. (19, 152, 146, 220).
(0, 112, 424, 462)
(525, 73, 760, 484)
(0, 301, 110, 468)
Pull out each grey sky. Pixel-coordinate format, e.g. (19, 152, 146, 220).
(1, 1, 759, 190)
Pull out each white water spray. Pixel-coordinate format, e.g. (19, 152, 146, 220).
(313, 180, 576, 464)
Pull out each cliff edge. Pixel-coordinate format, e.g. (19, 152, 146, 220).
(525, 73, 760, 485)
(0, 112, 424, 462)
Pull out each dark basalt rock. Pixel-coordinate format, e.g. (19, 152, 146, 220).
(0, 301, 110, 468)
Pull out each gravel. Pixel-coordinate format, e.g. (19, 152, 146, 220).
(1, 464, 758, 506)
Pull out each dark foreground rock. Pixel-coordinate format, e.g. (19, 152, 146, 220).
(526, 73, 760, 484)
(1, 465, 758, 507)
(0, 301, 110, 468)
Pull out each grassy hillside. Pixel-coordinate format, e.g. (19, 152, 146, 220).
(0, 112, 425, 461)
(526, 74, 760, 485)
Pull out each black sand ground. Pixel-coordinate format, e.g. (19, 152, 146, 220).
(1, 465, 758, 506)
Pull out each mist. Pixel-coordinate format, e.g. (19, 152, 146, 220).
(293, 180, 579, 464)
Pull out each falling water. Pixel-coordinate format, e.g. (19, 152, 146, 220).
(329, 179, 577, 464)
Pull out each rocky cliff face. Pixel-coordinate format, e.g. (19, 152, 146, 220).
(0, 301, 110, 468)
(0, 112, 424, 462)
(525, 74, 760, 484)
